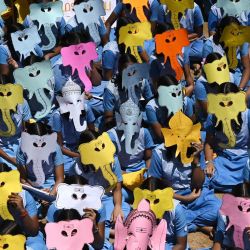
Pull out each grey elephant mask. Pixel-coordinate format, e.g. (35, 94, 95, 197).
(56, 79, 87, 132)
(116, 99, 142, 155)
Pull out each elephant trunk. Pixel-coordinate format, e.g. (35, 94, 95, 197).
(34, 88, 52, 119)
(124, 125, 138, 155)
(101, 164, 117, 192)
(71, 108, 87, 132)
(219, 119, 236, 148)
(0, 109, 16, 137)
(42, 23, 57, 51)
(30, 160, 46, 187)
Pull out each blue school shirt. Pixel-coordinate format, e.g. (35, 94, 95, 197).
(103, 79, 153, 113)
(146, 97, 193, 127)
(148, 144, 192, 192)
(158, 3, 204, 33)
(0, 100, 31, 147)
(214, 212, 250, 249)
(114, 0, 160, 22)
(0, 44, 10, 64)
(108, 127, 154, 172)
(52, 106, 95, 151)
(16, 144, 64, 186)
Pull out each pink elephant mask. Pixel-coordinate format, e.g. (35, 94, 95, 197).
(114, 199, 167, 250)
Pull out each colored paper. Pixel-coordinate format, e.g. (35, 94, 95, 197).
(220, 23, 250, 69)
(11, 26, 41, 61)
(20, 132, 58, 187)
(0, 84, 24, 137)
(133, 188, 174, 219)
(161, 111, 201, 164)
(203, 56, 230, 85)
(13, 60, 53, 120)
(0, 235, 26, 250)
(158, 85, 183, 116)
(220, 194, 250, 249)
(45, 219, 94, 250)
(160, 0, 194, 29)
(122, 63, 149, 103)
(114, 199, 167, 250)
(216, 0, 250, 17)
(29, 1, 63, 51)
(61, 42, 98, 92)
(55, 183, 104, 215)
(122, 168, 146, 191)
(78, 132, 118, 192)
(56, 79, 87, 132)
(119, 22, 152, 63)
(116, 99, 142, 155)
(155, 29, 190, 80)
(0, 0, 8, 14)
(14, 0, 29, 23)
(74, 0, 105, 44)
(0, 170, 22, 220)
(123, 0, 149, 22)
(207, 92, 246, 148)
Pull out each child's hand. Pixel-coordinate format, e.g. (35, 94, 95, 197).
(191, 142, 203, 156)
(111, 205, 124, 223)
(8, 58, 18, 69)
(8, 193, 25, 214)
(185, 189, 201, 202)
(83, 208, 97, 223)
(205, 162, 215, 178)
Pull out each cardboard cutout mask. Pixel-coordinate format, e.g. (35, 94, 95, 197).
(116, 99, 142, 155)
(160, 0, 194, 29)
(220, 194, 250, 249)
(61, 0, 75, 23)
(122, 168, 146, 191)
(45, 219, 94, 250)
(14, 0, 30, 24)
(155, 29, 190, 80)
(133, 188, 174, 219)
(55, 183, 104, 215)
(115, 199, 167, 250)
(29, 1, 63, 51)
(13, 60, 53, 120)
(0, 235, 26, 250)
(119, 22, 152, 63)
(61, 42, 98, 92)
(56, 79, 87, 132)
(0, 170, 22, 220)
(207, 92, 246, 148)
(161, 111, 201, 164)
(122, 63, 149, 102)
(11, 26, 41, 61)
(123, 0, 149, 22)
(74, 0, 105, 44)
(0, 84, 24, 137)
(220, 23, 250, 69)
(0, 0, 7, 14)
(203, 56, 230, 85)
(216, 0, 250, 17)
(78, 132, 118, 191)
(158, 85, 183, 116)
(20, 132, 58, 187)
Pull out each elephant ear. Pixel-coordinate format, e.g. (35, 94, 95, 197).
(150, 219, 167, 250)
(114, 215, 127, 250)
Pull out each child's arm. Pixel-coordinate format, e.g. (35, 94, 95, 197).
(50, 164, 64, 196)
(112, 182, 124, 223)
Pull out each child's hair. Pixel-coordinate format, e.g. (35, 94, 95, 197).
(140, 177, 170, 191)
(153, 21, 174, 36)
(59, 30, 92, 47)
(64, 175, 89, 185)
(232, 183, 250, 198)
(79, 129, 101, 145)
(55, 209, 82, 222)
(25, 121, 52, 136)
(0, 163, 12, 172)
(157, 74, 179, 88)
(205, 52, 223, 64)
(22, 55, 43, 67)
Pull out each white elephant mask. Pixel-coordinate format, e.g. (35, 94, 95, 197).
(55, 183, 104, 215)
(116, 99, 142, 155)
(56, 80, 87, 132)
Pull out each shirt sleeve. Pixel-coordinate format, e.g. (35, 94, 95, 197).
(102, 50, 116, 70)
(25, 191, 38, 217)
(54, 145, 64, 166)
(145, 104, 158, 124)
(214, 212, 226, 243)
(113, 3, 123, 15)
(193, 4, 204, 27)
(103, 88, 116, 112)
(148, 149, 163, 179)
(16, 147, 26, 166)
(113, 156, 123, 183)
(150, 0, 160, 21)
(22, 100, 32, 121)
(97, 207, 106, 223)
(240, 43, 249, 57)
(98, 17, 107, 37)
(183, 97, 194, 117)
(208, 10, 219, 32)
(52, 112, 63, 132)
(202, 41, 213, 60)
(174, 204, 188, 237)
(144, 128, 154, 149)
(0, 46, 9, 64)
(86, 105, 96, 124)
(142, 79, 154, 100)
(183, 46, 190, 65)
(194, 80, 207, 101)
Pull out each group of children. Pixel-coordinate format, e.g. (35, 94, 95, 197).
(0, 0, 250, 249)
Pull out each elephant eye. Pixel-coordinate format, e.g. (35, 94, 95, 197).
(223, 64, 227, 69)
(71, 229, 78, 236)
(82, 50, 86, 54)
(124, 122, 128, 125)
(0, 181, 5, 187)
(165, 39, 170, 43)
(69, 102, 73, 105)
(102, 143, 105, 149)
(18, 37, 23, 41)
(154, 199, 160, 204)
(95, 147, 100, 152)
(133, 123, 136, 125)
(33, 142, 39, 147)
(24, 35, 28, 40)
(172, 36, 176, 42)
(36, 70, 41, 76)
(41, 142, 46, 147)
(219, 102, 225, 107)
(61, 230, 68, 237)
(89, 6, 93, 11)
(238, 205, 243, 211)
(77, 100, 81, 103)
(178, 91, 182, 96)
(81, 193, 87, 200)
(0, 92, 4, 96)
(247, 208, 250, 212)
(72, 193, 78, 200)
(7, 92, 12, 96)
(3, 244, 9, 249)
(83, 8, 88, 13)
(217, 67, 222, 71)
(74, 51, 80, 55)
(172, 93, 177, 98)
